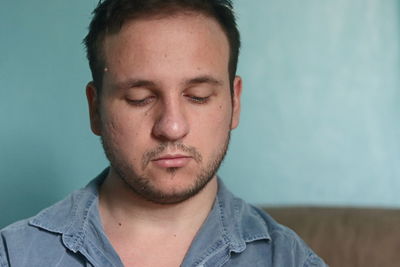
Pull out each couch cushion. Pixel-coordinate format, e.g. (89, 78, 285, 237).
(264, 207, 400, 267)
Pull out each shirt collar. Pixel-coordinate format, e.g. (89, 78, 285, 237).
(28, 169, 108, 253)
(181, 178, 271, 265)
(28, 170, 271, 260)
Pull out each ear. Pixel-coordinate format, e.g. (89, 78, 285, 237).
(86, 82, 102, 136)
(230, 76, 242, 129)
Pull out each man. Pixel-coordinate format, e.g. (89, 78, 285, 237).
(0, 0, 326, 266)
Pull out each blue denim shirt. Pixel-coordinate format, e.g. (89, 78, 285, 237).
(0, 169, 326, 266)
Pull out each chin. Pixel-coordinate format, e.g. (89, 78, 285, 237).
(118, 167, 215, 204)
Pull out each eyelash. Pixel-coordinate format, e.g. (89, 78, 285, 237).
(127, 97, 155, 106)
(187, 95, 210, 104)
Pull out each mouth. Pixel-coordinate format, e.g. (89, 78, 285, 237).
(151, 154, 192, 168)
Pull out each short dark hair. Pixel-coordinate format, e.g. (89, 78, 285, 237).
(83, 0, 241, 92)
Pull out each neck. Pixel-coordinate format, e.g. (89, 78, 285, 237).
(98, 169, 218, 235)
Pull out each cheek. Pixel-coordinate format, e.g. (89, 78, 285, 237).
(100, 104, 146, 148)
(101, 113, 151, 167)
(208, 102, 232, 128)
(190, 102, 232, 146)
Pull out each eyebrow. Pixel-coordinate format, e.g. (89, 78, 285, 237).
(115, 79, 157, 90)
(115, 75, 224, 90)
(183, 75, 224, 87)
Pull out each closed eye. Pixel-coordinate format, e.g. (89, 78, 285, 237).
(127, 96, 156, 106)
(186, 95, 210, 104)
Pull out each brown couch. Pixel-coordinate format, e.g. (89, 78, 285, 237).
(263, 207, 400, 267)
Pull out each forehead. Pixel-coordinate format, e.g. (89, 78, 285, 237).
(102, 13, 230, 82)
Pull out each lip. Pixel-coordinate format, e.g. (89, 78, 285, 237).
(151, 154, 192, 168)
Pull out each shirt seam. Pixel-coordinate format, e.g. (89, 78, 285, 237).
(217, 193, 231, 244)
(191, 194, 230, 266)
(232, 198, 245, 249)
(63, 190, 97, 252)
(0, 234, 9, 267)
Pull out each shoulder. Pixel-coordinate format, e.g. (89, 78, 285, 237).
(0, 179, 98, 267)
(0, 216, 66, 267)
(215, 180, 326, 266)
(219, 185, 326, 266)
(0, 219, 35, 267)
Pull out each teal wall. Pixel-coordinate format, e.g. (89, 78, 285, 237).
(1, 1, 400, 228)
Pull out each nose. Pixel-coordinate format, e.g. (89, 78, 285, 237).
(152, 98, 189, 142)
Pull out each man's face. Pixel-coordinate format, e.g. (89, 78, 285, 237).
(87, 13, 242, 204)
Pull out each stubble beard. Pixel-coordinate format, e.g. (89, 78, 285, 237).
(100, 132, 231, 204)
